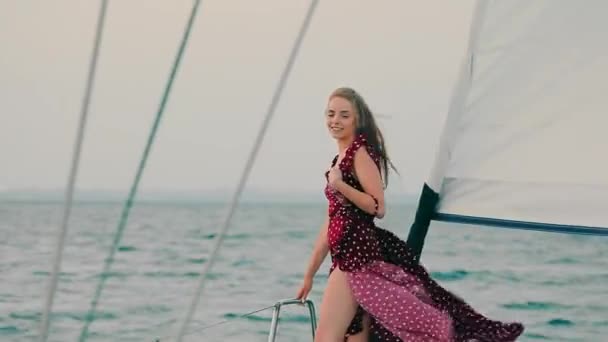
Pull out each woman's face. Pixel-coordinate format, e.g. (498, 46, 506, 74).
(326, 96, 357, 141)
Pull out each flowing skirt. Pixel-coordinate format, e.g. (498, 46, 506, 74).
(334, 227, 524, 342)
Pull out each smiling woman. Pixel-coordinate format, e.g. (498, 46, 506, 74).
(296, 87, 524, 342)
(326, 87, 396, 191)
(326, 96, 354, 138)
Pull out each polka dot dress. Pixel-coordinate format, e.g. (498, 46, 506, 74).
(324, 134, 524, 341)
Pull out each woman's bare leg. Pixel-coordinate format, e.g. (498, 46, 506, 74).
(346, 313, 370, 342)
(315, 268, 359, 342)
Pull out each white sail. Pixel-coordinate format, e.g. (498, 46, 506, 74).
(428, 0, 608, 233)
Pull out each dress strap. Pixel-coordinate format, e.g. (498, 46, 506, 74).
(338, 134, 381, 172)
(338, 134, 367, 172)
(324, 154, 339, 180)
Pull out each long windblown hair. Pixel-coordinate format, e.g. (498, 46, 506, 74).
(330, 87, 398, 187)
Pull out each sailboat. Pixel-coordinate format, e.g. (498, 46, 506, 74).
(406, 0, 608, 265)
(31, 0, 607, 341)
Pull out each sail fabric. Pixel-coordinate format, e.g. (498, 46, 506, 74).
(428, 0, 608, 232)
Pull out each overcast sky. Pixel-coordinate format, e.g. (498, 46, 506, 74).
(0, 1, 476, 197)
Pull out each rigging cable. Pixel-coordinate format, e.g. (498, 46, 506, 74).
(77, 1, 204, 341)
(40, 1, 109, 341)
(171, 1, 320, 341)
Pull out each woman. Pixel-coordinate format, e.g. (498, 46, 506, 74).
(296, 87, 524, 342)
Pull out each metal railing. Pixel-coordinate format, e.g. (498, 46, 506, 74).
(268, 298, 317, 342)
(153, 298, 317, 341)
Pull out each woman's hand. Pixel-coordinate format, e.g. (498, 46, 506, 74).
(327, 166, 343, 189)
(295, 275, 313, 302)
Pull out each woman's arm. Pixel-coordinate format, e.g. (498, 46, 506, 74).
(296, 215, 330, 300)
(331, 147, 386, 218)
(303, 214, 330, 280)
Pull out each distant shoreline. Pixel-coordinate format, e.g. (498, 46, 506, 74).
(0, 189, 418, 205)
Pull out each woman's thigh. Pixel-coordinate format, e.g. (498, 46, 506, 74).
(316, 268, 359, 341)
